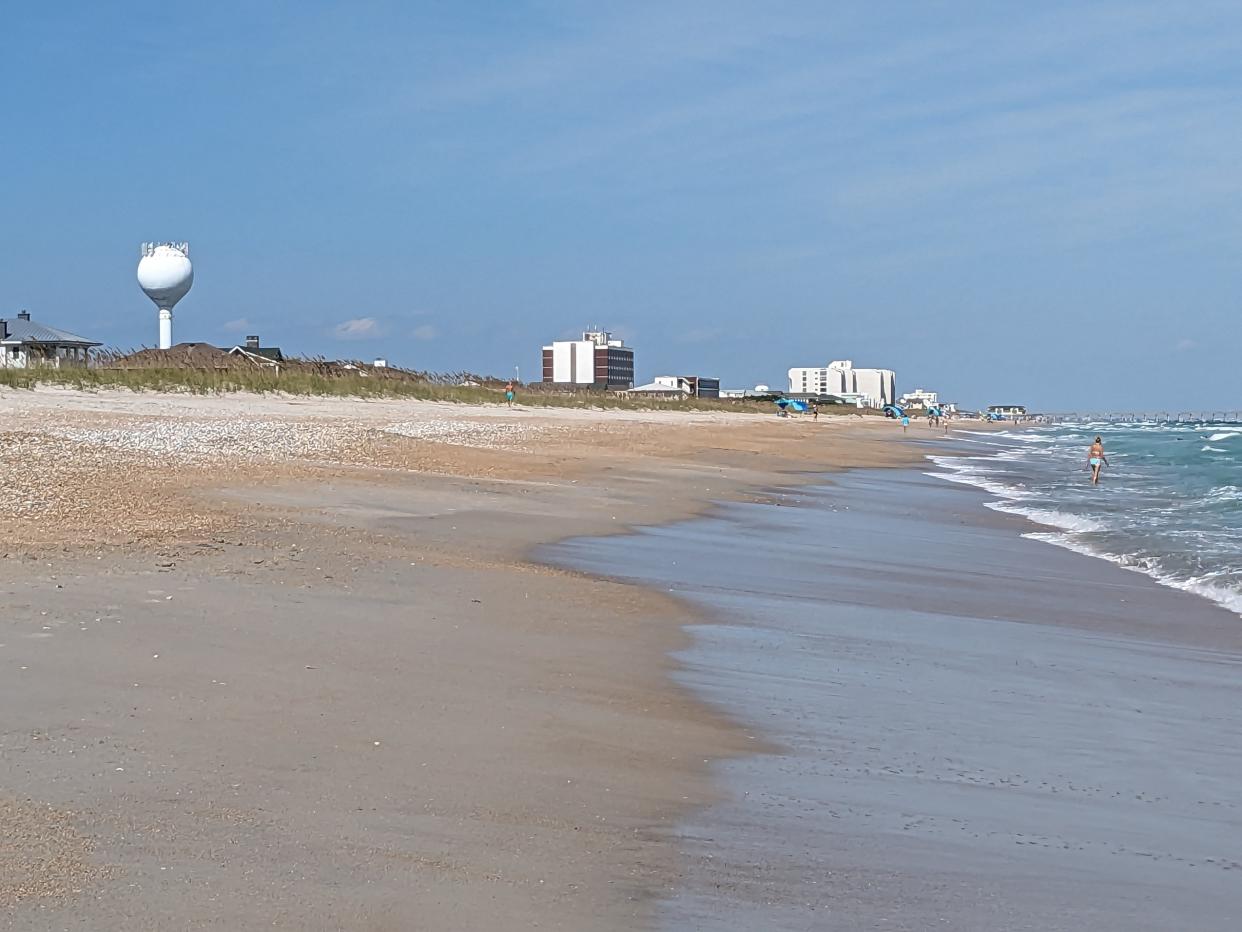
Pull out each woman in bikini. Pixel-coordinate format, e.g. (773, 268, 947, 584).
(1087, 436, 1109, 485)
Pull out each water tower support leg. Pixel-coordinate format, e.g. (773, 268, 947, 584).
(159, 308, 173, 350)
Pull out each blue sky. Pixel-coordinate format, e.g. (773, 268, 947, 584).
(2, 1, 1240, 409)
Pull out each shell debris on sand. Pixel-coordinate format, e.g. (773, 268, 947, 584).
(384, 420, 569, 452)
(47, 420, 371, 464)
(0, 388, 769, 548)
(0, 409, 565, 540)
(0, 429, 234, 543)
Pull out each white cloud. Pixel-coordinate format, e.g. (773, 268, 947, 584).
(1175, 337, 1197, 351)
(222, 318, 251, 333)
(411, 324, 438, 341)
(332, 317, 383, 340)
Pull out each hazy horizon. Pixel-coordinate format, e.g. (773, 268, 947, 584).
(3, 2, 1240, 410)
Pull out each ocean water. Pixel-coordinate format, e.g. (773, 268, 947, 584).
(929, 422, 1242, 615)
(547, 471, 1242, 931)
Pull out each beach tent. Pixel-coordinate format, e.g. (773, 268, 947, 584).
(883, 404, 905, 418)
(775, 398, 809, 414)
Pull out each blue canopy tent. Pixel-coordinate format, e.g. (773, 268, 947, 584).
(775, 398, 810, 415)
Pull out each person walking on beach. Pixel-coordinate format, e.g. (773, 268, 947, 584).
(504, 381, 516, 407)
(901, 414, 910, 434)
(1087, 436, 1109, 485)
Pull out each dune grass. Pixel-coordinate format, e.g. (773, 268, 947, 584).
(0, 363, 824, 413)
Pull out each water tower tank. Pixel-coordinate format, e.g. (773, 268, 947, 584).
(137, 242, 193, 349)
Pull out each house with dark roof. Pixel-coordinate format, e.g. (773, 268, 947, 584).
(0, 311, 101, 369)
(223, 335, 283, 363)
(113, 340, 282, 370)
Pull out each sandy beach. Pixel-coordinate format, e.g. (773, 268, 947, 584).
(0, 388, 921, 930)
(6, 388, 1240, 931)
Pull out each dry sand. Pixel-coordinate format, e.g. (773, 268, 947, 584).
(0, 387, 933, 930)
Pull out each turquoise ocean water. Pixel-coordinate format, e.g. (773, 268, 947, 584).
(931, 422, 1242, 615)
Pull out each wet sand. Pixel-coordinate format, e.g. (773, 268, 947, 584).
(551, 469, 1242, 930)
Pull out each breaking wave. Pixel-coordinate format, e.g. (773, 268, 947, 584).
(928, 426, 1242, 618)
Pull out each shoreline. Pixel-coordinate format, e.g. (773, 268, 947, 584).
(930, 425, 1242, 621)
(549, 465, 1242, 929)
(0, 388, 952, 929)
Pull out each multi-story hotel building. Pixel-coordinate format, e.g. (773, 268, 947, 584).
(787, 359, 896, 408)
(542, 329, 635, 390)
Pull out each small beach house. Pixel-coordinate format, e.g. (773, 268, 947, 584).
(626, 375, 721, 399)
(0, 311, 101, 369)
(987, 404, 1027, 418)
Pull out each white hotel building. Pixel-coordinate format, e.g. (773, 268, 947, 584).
(787, 360, 896, 408)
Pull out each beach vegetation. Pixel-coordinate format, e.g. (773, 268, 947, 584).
(0, 351, 866, 414)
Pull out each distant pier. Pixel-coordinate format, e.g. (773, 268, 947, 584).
(1046, 411, 1242, 425)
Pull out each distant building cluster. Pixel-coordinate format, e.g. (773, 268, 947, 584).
(628, 375, 720, 399)
(538, 335, 921, 410)
(787, 360, 897, 408)
(539, 328, 726, 400)
(898, 389, 958, 414)
(899, 388, 943, 409)
(988, 404, 1027, 418)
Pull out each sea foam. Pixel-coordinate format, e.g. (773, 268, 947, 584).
(990, 503, 1106, 533)
(929, 427, 1242, 618)
(1024, 531, 1242, 616)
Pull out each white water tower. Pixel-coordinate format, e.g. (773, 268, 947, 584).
(137, 242, 193, 349)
